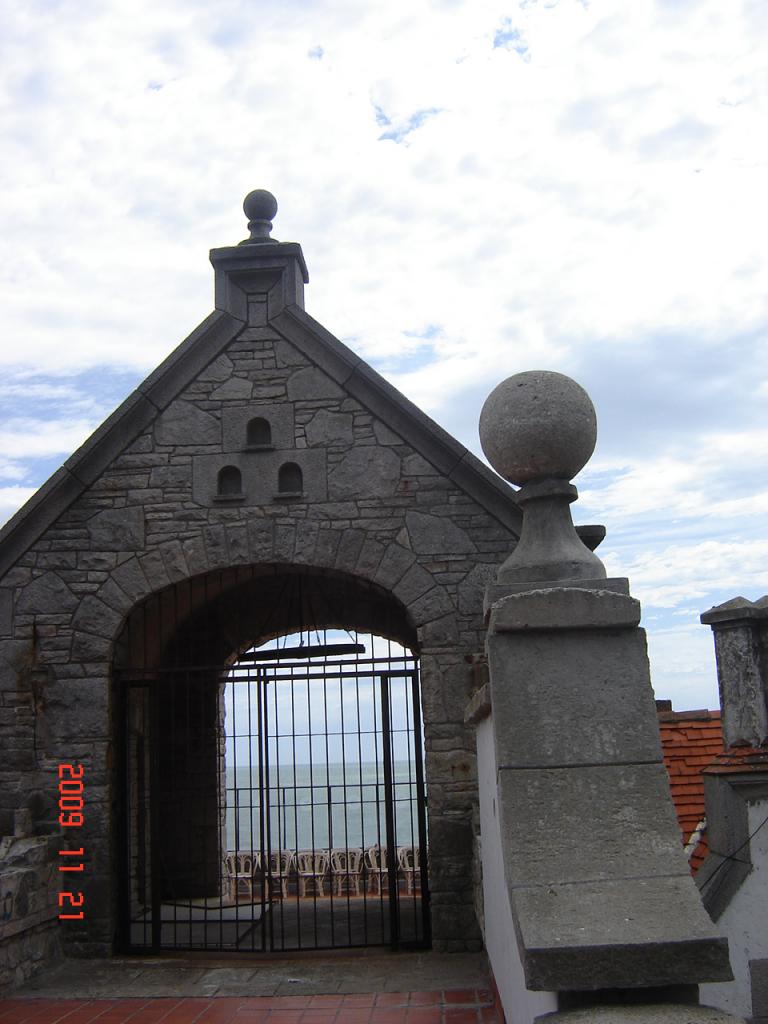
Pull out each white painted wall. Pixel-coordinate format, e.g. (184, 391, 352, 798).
(475, 714, 558, 1024)
(701, 796, 768, 1020)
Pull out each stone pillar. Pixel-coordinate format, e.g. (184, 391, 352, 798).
(700, 597, 768, 749)
(473, 371, 735, 1024)
(698, 597, 768, 1021)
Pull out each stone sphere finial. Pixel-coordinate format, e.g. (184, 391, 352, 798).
(241, 189, 278, 244)
(480, 370, 606, 585)
(479, 370, 597, 486)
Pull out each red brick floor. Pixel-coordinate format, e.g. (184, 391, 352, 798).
(0, 990, 501, 1024)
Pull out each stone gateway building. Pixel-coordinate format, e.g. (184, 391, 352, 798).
(3, 194, 740, 1024)
(0, 191, 533, 970)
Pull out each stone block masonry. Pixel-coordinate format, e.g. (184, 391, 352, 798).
(0, 198, 525, 974)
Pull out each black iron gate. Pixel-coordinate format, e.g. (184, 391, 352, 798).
(119, 643, 430, 953)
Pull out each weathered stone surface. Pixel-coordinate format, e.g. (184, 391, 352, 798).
(491, 586, 641, 632)
(203, 525, 229, 567)
(71, 596, 123, 639)
(313, 528, 341, 567)
(138, 550, 172, 590)
(0, 589, 12, 636)
(403, 453, 436, 476)
(479, 370, 597, 486)
(516, 876, 731, 991)
(294, 522, 320, 564)
(497, 763, 688, 886)
(182, 536, 210, 575)
(70, 631, 111, 661)
(373, 421, 402, 445)
(156, 400, 221, 446)
(198, 353, 234, 381)
(159, 540, 190, 579)
(246, 519, 275, 562)
(86, 507, 145, 550)
(274, 339, 310, 367)
(110, 559, 149, 603)
(421, 654, 473, 725)
(17, 573, 78, 615)
(409, 586, 455, 625)
(487, 628, 662, 768)
(356, 537, 385, 578)
(419, 612, 459, 645)
(335, 530, 365, 573)
(536, 1006, 744, 1023)
(94, 578, 134, 615)
(374, 543, 416, 590)
(752, 958, 768, 1017)
(225, 524, 250, 564)
(458, 563, 497, 616)
(210, 377, 253, 400)
(149, 464, 191, 489)
(287, 366, 344, 401)
(405, 511, 475, 555)
(393, 563, 435, 605)
(306, 410, 354, 447)
(701, 603, 768, 748)
(273, 524, 296, 563)
(328, 448, 400, 499)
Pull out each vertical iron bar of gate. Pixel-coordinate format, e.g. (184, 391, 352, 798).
(255, 666, 266, 952)
(117, 675, 130, 951)
(149, 669, 162, 951)
(411, 670, 431, 947)
(261, 668, 275, 952)
(380, 674, 400, 950)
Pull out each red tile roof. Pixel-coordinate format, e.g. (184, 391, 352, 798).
(657, 705, 724, 873)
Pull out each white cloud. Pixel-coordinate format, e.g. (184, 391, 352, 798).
(0, 419, 100, 461)
(0, 0, 767, 711)
(0, 486, 38, 526)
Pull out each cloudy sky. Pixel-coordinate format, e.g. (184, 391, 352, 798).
(1, 0, 767, 711)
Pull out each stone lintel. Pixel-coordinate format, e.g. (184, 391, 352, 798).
(489, 585, 640, 633)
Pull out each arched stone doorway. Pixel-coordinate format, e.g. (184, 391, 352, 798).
(114, 564, 430, 953)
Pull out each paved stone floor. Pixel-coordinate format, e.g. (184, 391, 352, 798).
(0, 952, 500, 1023)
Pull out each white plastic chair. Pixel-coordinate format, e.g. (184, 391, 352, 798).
(330, 847, 364, 896)
(365, 845, 391, 895)
(225, 851, 259, 902)
(267, 849, 294, 899)
(296, 850, 329, 897)
(398, 845, 420, 895)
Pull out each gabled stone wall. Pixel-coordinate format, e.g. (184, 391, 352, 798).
(0, 285, 521, 959)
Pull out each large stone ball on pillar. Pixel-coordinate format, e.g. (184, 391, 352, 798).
(479, 370, 597, 486)
(479, 370, 606, 585)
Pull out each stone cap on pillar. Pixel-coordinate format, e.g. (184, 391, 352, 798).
(701, 595, 768, 626)
(210, 189, 309, 321)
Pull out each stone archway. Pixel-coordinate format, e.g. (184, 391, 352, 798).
(113, 562, 436, 953)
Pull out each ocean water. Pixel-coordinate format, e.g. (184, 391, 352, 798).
(225, 761, 423, 852)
